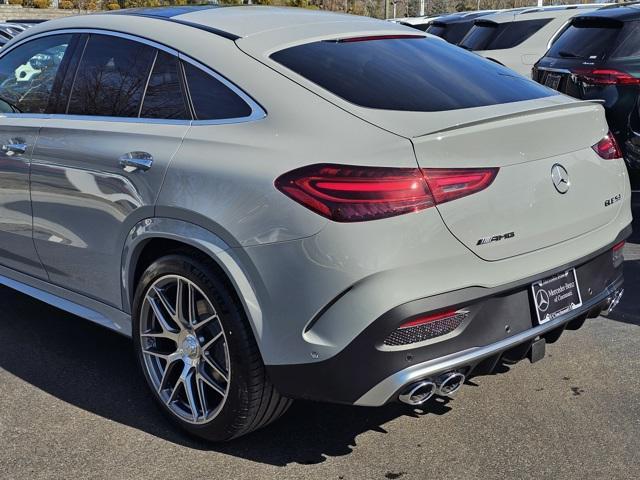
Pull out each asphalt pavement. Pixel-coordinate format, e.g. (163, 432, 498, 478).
(1, 199, 639, 480)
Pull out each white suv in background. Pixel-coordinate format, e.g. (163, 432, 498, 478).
(459, 5, 607, 77)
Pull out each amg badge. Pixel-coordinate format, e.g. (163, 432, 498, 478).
(476, 232, 515, 246)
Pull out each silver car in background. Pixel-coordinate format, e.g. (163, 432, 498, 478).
(0, 6, 631, 441)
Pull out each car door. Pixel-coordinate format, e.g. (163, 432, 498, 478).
(30, 32, 191, 307)
(0, 33, 75, 279)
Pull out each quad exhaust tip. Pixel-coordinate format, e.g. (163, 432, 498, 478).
(398, 380, 437, 405)
(399, 371, 467, 405)
(436, 372, 466, 397)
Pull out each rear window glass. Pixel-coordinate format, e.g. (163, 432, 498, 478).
(460, 19, 551, 51)
(425, 23, 446, 37)
(611, 21, 640, 59)
(427, 21, 476, 44)
(271, 37, 555, 112)
(546, 18, 622, 60)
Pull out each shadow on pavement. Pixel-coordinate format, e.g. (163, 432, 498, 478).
(0, 287, 453, 465)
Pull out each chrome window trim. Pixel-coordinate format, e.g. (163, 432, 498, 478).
(0, 28, 266, 126)
(547, 20, 570, 50)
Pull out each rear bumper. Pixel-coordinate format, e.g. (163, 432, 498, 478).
(266, 225, 630, 406)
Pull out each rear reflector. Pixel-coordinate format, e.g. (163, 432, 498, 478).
(275, 164, 498, 222)
(572, 68, 640, 86)
(399, 309, 459, 329)
(384, 310, 468, 347)
(592, 132, 623, 160)
(613, 241, 625, 267)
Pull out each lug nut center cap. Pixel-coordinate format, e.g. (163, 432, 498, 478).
(182, 335, 199, 358)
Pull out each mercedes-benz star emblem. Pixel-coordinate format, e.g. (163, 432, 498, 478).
(551, 164, 570, 194)
(536, 289, 550, 312)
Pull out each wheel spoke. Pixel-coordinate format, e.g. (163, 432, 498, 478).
(175, 278, 185, 322)
(202, 331, 223, 351)
(192, 313, 217, 331)
(204, 354, 229, 382)
(187, 283, 196, 326)
(148, 293, 179, 334)
(182, 367, 199, 421)
(157, 353, 181, 393)
(141, 330, 179, 342)
(142, 348, 171, 361)
(199, 370, 226, 397)
(166, 377, 183, 405)
(153, 286, 177, 321)
(196, 377, 207, 417)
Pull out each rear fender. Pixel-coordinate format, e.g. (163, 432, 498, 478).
(121, 217, 264, 342)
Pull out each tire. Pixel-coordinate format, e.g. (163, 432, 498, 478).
(132, 252, 291, 441)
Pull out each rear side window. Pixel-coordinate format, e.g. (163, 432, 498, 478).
(183, 62, 252, 120)
(271, 37, 555, 112)
(67, 35, 155, 117)
(460, 19, 551, 51)
(140, 51, 190, 120)
(546, 18, 623, 60)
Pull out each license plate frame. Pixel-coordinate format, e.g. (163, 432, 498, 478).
(531, 268, 583, 325)
(544, 72, 562, 91)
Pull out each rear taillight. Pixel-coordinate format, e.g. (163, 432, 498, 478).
(572, 68, 640, 86)
(275, 164, 498, 222)
(423, 168, 498, 204)
(592, 132, 623, 160)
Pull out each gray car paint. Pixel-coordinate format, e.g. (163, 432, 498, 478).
(0, 8, 632, 375)
(0, 118, 47, 279)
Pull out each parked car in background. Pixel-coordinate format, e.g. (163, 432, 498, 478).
(390, 14, 441, 31)
(459, 5, 604, 77)
(0, 22, 33, 49)
(533, 3, 640, 169)
(0, 5, 631, 442)
(425, 11, 497, 43)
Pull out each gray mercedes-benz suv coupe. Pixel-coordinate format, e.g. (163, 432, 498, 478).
(0, 6, 631, 441)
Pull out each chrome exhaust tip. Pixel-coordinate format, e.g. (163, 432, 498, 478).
(436, 372, 466, 397)
(399, 380, 437, 406)
(603, 289, 624, 316)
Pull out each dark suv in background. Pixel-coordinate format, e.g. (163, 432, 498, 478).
(532, 4, 640, 169)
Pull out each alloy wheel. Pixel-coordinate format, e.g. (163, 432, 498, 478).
(139, 274, 230, 424)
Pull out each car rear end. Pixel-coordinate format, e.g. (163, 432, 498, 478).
(233, 29, 631, 406)
(460, 9, 599, 77)
(532, 9, 640, 168)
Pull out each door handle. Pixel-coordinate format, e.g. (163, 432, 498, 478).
(119, 151, 153, 172)
(2, 142, 27, 156)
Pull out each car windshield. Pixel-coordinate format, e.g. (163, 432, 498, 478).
(546, 18, 623, 60)
(272, 36, 555, 112)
